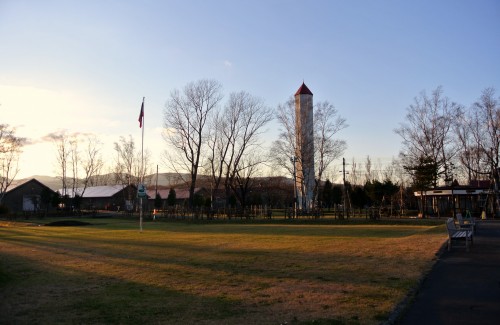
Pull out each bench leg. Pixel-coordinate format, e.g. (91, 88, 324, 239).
(448, 239, 451, 251)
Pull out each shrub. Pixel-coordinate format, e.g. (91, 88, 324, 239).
(0, 205, 9, 215)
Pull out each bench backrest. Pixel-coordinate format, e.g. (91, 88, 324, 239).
(457, 212, 475, 226)
(446, 218, 457, 233)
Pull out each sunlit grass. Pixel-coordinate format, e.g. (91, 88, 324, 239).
(0, 218, 446, 324)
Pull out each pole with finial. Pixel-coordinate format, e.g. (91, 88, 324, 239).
(138, 97, 145, 232)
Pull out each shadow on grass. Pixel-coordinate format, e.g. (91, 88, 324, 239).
(45, 220, 92, 227)
(75, 217, 445, 238)
(0, 222, 444, 284)
(0, 250, 244, 325)
(0, 220, 445, 324)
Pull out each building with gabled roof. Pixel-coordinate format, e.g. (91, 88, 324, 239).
(2, 178, 57, 213)
(58, 184, 138, 211)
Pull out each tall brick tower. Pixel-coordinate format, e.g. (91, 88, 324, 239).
(294, 82, 315, 210)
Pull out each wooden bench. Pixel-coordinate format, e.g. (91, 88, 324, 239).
(446, 217, 473, 251)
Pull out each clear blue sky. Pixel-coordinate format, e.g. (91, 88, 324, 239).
(1, 0, 499, 179)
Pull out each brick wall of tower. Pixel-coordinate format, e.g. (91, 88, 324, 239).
(295, 91, 315, 210)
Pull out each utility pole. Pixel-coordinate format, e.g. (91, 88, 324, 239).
(342, 158, 347, 218)
(291, 156, 298, 218)
(155, 164, 159, 198)
(450, 163, 456, 218)
(338, 157, 350, 219)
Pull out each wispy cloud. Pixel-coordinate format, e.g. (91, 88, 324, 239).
(223, 60, 232, 68)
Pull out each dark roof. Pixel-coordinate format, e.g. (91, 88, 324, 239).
(58, 185, 132, 198)
(294, 82, 313, 96)
(146, 187, 206, 200)
(5, 178, 55, 194)
(469, 179, 491, 188)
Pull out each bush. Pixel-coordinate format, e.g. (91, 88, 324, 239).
(0, 205, 9, 215)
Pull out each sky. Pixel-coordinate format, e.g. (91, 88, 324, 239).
(1, 0, 499, 180)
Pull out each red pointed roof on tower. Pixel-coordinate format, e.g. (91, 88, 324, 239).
(295, 82, 313, 96)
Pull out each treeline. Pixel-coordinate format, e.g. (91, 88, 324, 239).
(2, 83, 498, 215)
(395, 87, 499, 216)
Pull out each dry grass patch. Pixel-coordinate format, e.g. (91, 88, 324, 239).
(0, 219, 445, 324)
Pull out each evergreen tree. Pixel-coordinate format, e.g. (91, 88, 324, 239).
(167, 188, 176, 207)
(404, 156, 438, 217)
(322, 179, 333, 209)
(154, 193, 162, 209)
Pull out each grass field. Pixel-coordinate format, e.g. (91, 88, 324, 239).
(0, 218, 446, 324)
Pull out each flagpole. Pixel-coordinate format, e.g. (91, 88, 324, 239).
(141, 97, 145, 181)
(139, 97, 145, 232)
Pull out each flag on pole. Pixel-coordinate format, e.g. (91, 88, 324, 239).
(138, 101, 144, 128)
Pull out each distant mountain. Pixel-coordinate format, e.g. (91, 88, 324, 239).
(15, 175, 62, 191)
(15, 173, 296, 192)
(149, 173, 190, 187)
(15, 172, 193, 191)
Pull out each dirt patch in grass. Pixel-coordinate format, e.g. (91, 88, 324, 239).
(45, 220, 92, 227)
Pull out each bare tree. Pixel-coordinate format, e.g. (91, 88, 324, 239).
(271, 98, 347, 208)
(270, 98, 297, 176)
(206, 91, 273, 207)
(349, 157, 359, 185)
(381, 159, 395, 182)
(456, 88, 500, 215)
(205, 109, 228, 196)
(395, 86, 461, 184)
(230, 150, 262, 208)
(313, 101, 347, 201)
(113, 135, 153, 210)
(114, 135, 137, 187)
(392, 158, 410, 186)
(391, 158, 410, 216)
(454, 109, 483, 183)
(270, 98, 304, 211)
(475, 88, 500, 182)
(69, 135, 80, 194)
(48, 131, 102, 205)
(80, 135, 104, 196)
(133, 148, 153, 186)
(373, 158, 384, 182)
(458, 88, 499, 173)
(163, 79, 223, 207)
(365, 155, 372, 183)
(0, 124, 25, 203)
(47, 131, 71, 196)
